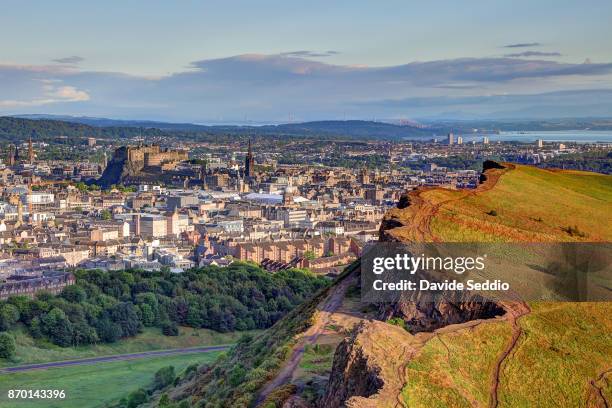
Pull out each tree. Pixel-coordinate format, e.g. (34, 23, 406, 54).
(100, 209, 112, 220)
(303, 250, 316, 260)
(161, 321, 179, 336)
(72, 322, 99, 346)
(61, 285, 86, 303)
(152, 366, 176, 390)
(96, 318, 122, 343)
(0, 304, 20, 331)
(74, 182, 88, 192)
(0, 332, 16, 359)
(158, 393, 171, 407)
(126, 388, 147, 408)
(41, 308, 73, 347)
(110, 302, 142, 338)
(139, 303, 155, 327)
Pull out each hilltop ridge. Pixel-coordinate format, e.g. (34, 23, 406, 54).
(156, 163, 611, 408)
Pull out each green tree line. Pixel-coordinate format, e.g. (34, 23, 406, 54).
(0, 263, 328, 349)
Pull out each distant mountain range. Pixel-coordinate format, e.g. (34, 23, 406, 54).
(3, 115, 612, 143)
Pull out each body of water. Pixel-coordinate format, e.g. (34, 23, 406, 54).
(461, 130, 612, 143)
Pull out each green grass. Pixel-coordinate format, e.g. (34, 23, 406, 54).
(430, 165, 612, 242)
(299, 344, 335, 374)
(402, 303, 612, 407)
(0, 351, 222, 408)
(498, 302, 612, 407)
(1, 326, 258, 368)
(402, 320, 512, 407)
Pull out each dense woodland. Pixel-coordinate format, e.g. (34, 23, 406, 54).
(0, 263, 329, 349)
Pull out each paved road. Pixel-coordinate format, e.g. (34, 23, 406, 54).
(0, 345, 230, 374)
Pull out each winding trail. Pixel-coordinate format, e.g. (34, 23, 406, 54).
(255, 272, 356, 406)
(488, 301, 531, 408)
(589, 368, 611, 408)
(386, 163, 513, 242)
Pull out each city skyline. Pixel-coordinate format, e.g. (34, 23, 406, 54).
(1, 0, 612, 121)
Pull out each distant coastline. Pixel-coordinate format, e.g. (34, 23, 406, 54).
(438, 130, 612, 143)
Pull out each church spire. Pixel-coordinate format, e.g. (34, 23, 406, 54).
(245, 138, 255, 178)
(28, 137, 34, 165)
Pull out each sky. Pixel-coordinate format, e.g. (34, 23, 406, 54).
(1, 0, 612, 123)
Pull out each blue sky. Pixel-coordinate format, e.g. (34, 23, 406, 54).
(1, 0, 612, 122)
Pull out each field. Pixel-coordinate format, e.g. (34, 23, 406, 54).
(1, 326, 257, 368)
(0, 351, 222, 408)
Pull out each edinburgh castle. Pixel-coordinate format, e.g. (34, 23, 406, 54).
(99, 144, 189, 188)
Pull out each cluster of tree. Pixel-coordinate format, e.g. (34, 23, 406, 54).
(539, 150, 612, 174)
(0, 263, 328, 349)
(0, 117, 171, 142)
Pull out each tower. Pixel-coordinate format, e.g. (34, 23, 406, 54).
(447, 133, 455, 145)
(244, 139, 255, 178)
(28, 137, 34, 164)
(16, 200, 24, 227)
(359, 166, 370, 184)
(283, 177, 295, 206)
(7, 145, 16, 166)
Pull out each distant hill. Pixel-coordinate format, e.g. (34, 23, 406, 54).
(258, 120, 435, 138)
(0, 116, 171, 142)
(7, 115, 438, 140)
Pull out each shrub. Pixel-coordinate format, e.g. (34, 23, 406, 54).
(126, 388, 147, 408)
(0, 304, 20, 331)
(153, 366, 176, 390)
(387, 317, 406, 329)
(0, 332, 16, 359)
(161, 321, 179, 336)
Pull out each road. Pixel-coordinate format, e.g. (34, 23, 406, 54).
(0, 345, 230, 374)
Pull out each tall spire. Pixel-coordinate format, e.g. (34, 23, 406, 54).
(245, 138, 255, 178)
(28, 137, 34, 165)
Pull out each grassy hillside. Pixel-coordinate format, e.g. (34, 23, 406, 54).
(148, 164, 610, 408)
(386, 164, 612, 242)
(392, 164, 612, 407)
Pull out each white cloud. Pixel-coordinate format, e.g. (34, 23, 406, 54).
(0, 79, 90, 108)
(51, 85, 90, 101)
(1, 53, 612, 120)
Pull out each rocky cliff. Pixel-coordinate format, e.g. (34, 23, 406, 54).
(321, 321, 420, 408)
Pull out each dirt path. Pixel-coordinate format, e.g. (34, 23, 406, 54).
(255, 272, 356, 406)
(388, 164, 513, 242)
(589, 368, 611, 408)
(488, 301, 531, 408)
